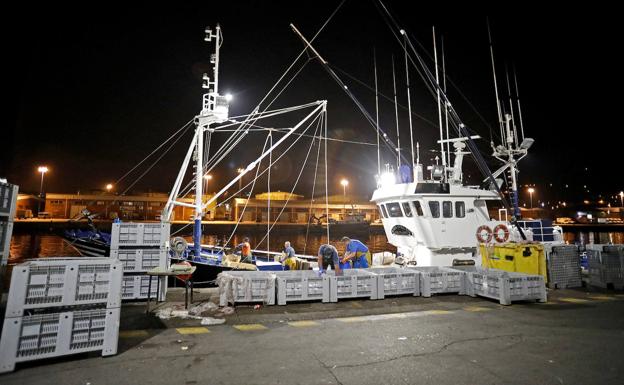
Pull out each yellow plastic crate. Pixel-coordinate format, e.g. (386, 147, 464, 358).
(480, 243, 547, 283)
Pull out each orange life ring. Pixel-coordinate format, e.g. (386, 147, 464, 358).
(476, 225, 493, 243)
(493, 224, 510, 243)
(173, 260, 193, 282)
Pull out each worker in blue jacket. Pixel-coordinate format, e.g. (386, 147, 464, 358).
(340, 237, 370, 268)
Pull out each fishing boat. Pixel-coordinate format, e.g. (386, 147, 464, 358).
(63, 209, 110, 258)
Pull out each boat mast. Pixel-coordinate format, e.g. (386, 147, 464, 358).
(374, 50, 381, 176)
(433, 26, 446, 171)
(391, 56, 401, 170)
(162, 24, 230, 258)
(487, 18, 505, 147)
(441, 35, 451, 168)
(401, 30, 416, 169)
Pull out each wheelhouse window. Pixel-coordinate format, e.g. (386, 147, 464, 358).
(455, 201, 466, 218)
(443, 201, 453, 218)
(402, 202, 413, 217)
(386, 202, 403, 217)
(413, 201, 424, 216)
(379, 204, 388, 218)
(428, 201, 440, 218)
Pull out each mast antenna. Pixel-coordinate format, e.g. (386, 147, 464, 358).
(401, 29, 416, 168)
(374, 49, 381, 176)
(433, 26, 446, 169)
(487, 18, 505, 146)
(392, 55, 401, 169)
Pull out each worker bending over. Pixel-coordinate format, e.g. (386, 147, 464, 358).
(317, 244, 342, 276)
(341, 236, 370, 268)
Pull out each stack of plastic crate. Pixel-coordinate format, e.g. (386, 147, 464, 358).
(0, 257, 122, 373)
(217, 271, 276, 306)
(0, 181, 18, 288)
(110, 222, 170, 301)
(326, 269, 378, 302)
(586, 244, 624, 290)
(407, 266, 466, 297)
(452, 266, 547, 305)
(274, 270, 331, 305)
(545, 245, 583, 289)
(365, 267, 420, 299)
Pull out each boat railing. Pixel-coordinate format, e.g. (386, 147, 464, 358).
(515, 219, 562, 243)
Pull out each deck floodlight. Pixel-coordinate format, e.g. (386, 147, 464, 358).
(380, 172, 395, 186)
(432, 165, 444, 180)
(520, 138, 534, 150)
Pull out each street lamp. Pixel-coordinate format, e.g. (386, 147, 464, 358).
(340, 179, 349, 215)
(620, 191, 624, 207)
(203, 174, 212, 194)
(528, 187, 535, 209)
(37, 166, 49, 213)
(106, 183, 113, 192)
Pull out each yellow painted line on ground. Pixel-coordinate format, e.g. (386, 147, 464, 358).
(119, 330, 149, 338)
(463, 306, 491, 312)
(378, 313, 408, 319)
(233, 324, 268, 331)
(424, 310, 453, 315)
(288, 320, 320, 328)
(351, 302, 363, 308)
(559, 297, 590, 304)
(338, 317, 366, 323)
(588, 295, 616, 301)
(176, 327, 210, 335)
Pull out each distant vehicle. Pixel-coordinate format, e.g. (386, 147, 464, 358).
(606, 218, 624, 224)
(16, 209, 33, 219)
(37, 212, 51, 219)
(555, 217, 575, 224)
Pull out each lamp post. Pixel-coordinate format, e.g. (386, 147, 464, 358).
(37, 166, 49, 213)
(528, 187, 535, 209)
(105, 184, 113, 219)
(340, 179, 349, 215)
(106, 183, 113, 192)
(620, 191, 624, 208)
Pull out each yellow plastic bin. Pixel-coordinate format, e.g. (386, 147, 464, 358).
(480, 243, 547, 283)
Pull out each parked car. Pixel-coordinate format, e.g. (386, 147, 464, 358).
(16, 209, 33, 219)
(555, 217, 575, 224)
(37, 212, 51, 219)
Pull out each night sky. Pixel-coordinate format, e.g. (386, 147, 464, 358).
(3, 2, 618, 206)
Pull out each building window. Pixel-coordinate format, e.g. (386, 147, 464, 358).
(96, 201, 105, 205)
(402, 202, 413, 217)
(455, 201, 466, 218)
(386, 202, 403, 217)
(429, 201, 440, 218)
(443, 201, 453, 218)
(413, 201, 424, 216)
(379, 205, 388, 218)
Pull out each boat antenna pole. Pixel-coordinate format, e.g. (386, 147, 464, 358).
(374, 49, 381, 176)
(402, 30, 416, 169)
(513, 64, 526, 142)
(487, 18, 505, 148)
(442, 35, 451, 168)
(505, 63, 519, 148)
(433, 26, 446, 171)
(392, 55, 401, 169)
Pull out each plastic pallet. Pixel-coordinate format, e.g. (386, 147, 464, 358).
(546, 247, 582, 289)
(0, 307, 120, 373)
(5, 258, 123, 317)
(110, 222, 170, 249)
(407, 266, 466, 297)
(1, 221, 14, 257)
(274, 270, 331, 305)
(452, 266, 547, 305)
(110, 248, 167, 273)
(217, 271, 276, 306)
(121, 275, 165, 300)
(365, 267, 420, 299)
(327, 270, 378, 302)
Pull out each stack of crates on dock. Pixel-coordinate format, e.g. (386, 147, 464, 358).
(327, 269, 378, 302)
(407, 266, 466, 297)
(544, 245, 582, 289)
(217, 271, 276, 306)
(585, 244, 624, 290)
(366, 267, 420, 299)
(0, 181, 18, 287)
(274, 270, 330, 305)
(452, 266, 547, 305)
(0, 257, 122, 373)
(110, 222, 170, 301)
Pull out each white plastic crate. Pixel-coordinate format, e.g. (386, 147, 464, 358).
(110, 222, 170, 249)
(327, 269, 378, 302)
(366, 267, 420, 299)
(5, 258, 123, 317)
(0, 307, 120, 373)
(110, 248, 167, 273)
(546, 245, 582, 289)
(407, 266, 466, 297)
(217, 271, 276, 306)
(453, 266, 547, 305)
(1, 220, 13, 263)
(0, 182, 18, 218)
(274, 270, 331, 305)
(121, 275, 165, 300)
